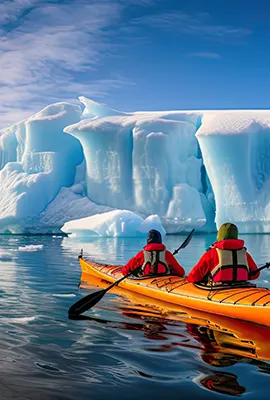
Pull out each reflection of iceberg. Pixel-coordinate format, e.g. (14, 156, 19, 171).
(1, 251, 15, 289)
(0, 249, 13, 261)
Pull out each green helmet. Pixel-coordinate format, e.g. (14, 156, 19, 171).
(217, 223, 238, 242)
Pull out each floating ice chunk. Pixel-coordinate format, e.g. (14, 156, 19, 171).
(2, 316, 37, 324)
(62, 210, 144, 237)
(62, 210, 166, 237)
(18, 245, 43, 252)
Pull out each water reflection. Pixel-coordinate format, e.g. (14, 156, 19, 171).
(71, 295, 270, 379)
(198, 372, 245, 396)
(1, 234, 270, 400)
(76, 270, 270, 396)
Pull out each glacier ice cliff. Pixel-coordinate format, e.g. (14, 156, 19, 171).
(0, 96, 269, 235)
(0, 103, 84, 233)
(197, 111, 270, 233)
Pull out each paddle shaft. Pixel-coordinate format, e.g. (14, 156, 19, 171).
(250, 262, 270, 275)
(172, 228, 195, 256)
(102, 266, 142, 293)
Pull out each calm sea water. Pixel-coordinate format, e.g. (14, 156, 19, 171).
(1, 233, 270, 400)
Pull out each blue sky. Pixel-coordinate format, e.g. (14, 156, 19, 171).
(0, 0, 269, 127)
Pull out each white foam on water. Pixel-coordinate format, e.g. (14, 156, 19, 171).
(3, 316, 37, 324)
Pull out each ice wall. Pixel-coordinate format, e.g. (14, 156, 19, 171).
(1, 96, 270, 235)
(65, 107, 215, 233)
(0, 103, 83, 233)
(197, 112, 270, 232)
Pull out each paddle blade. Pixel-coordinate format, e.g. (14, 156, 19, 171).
(68, 289, 107, 317)
(173, 228, 195, 255)
(180, 228, 195, 249)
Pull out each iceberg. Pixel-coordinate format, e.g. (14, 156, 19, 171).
(0, 103, 83, 233)
(0, 96, 270, 235)
(197, 111, 270, 233)
(62, 210, 166, 237)
(64, 107, 214, 233)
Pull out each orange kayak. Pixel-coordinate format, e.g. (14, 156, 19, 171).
(79, 258, 270, 327)
(80, 274, 270, 363)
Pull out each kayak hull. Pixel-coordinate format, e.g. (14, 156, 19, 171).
(79, 258, 270, 327)
(80, 275, 270, 362)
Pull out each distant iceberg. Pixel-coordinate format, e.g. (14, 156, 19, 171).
(0, 96, 270, 235)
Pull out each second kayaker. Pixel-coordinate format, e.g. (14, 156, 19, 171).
(188, 223, 260, 284)
(121, 229, 185, 277)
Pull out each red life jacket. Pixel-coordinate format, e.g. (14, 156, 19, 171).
(141, 243, 171, 276)
(211, 245, 250, 283)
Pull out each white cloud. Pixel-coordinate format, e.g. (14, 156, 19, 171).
(0, 0, 139, 128)
(189, 52, 221, 59)
(0, 1, 251, 128)
(132, 11, 252, 41)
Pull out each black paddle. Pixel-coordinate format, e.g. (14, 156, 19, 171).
(68, 229, 195, 318)
(172, 229, 195, 256)
(250, 262, 270, 275)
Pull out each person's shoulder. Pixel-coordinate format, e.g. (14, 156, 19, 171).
(201, 247, 217, 259)
(165, 249, 174, 256)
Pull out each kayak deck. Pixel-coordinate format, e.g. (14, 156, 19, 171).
(80, 258, 270, 326)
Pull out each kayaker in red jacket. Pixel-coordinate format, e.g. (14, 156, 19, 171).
(188, 223, 260, 284)
(122, 229, 185, 277)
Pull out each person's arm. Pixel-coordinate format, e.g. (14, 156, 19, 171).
(187, 250, 214, 283)
(247, 252, 260, 280)
(121, 251, 144, 275)
(165, 251, 185, 276)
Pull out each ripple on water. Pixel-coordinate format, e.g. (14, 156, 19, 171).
(1, 234, 270, 400)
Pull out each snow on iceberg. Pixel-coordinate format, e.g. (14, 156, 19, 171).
(79, 96, 126, 119)
(62, 210, 165, 237)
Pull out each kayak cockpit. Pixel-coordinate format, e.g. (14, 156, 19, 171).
(195, 282, 257, 291)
